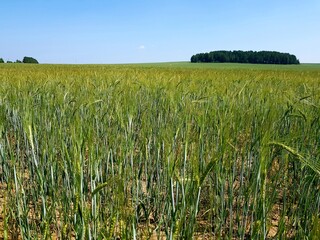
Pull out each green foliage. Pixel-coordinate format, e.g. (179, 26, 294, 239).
(0, 57, 38, 64)
(22, 56, 39, 64)
(268, 142, 320, 175)
(191, 50, 300, 64)
(0, 63, 319, 239)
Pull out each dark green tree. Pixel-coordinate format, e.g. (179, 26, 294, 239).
(191, 50, 300, 65)
(22, 56, 39, 64)
(0, 58, 4, 63)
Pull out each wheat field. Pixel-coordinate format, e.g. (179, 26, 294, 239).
(0, 63, 319, 239)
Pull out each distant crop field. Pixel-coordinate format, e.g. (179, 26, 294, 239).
(0, 63, 319, 239)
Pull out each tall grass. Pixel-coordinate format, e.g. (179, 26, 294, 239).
(0, 63, 319, 239)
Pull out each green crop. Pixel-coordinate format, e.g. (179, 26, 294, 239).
(0, 63, 319, 239)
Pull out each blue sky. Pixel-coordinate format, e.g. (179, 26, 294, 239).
(1, 0, 319, 63)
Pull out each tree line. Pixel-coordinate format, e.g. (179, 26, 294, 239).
(0, 56, 39, 64)
(191, 50, 300, 64)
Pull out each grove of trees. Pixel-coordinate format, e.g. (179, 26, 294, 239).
(23, 56, 39, 64)
(0, 56, 39, 64)
(191, 50, 300, 64)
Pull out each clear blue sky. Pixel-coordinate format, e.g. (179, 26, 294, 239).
(1, 0, 319, 63)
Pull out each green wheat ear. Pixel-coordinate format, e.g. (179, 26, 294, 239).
(268, 141, 320, 175)
(91, 181, 109, 196)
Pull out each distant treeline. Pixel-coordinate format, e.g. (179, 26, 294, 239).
(191, 50, 300, 64)
(0, 56, 39, 64)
